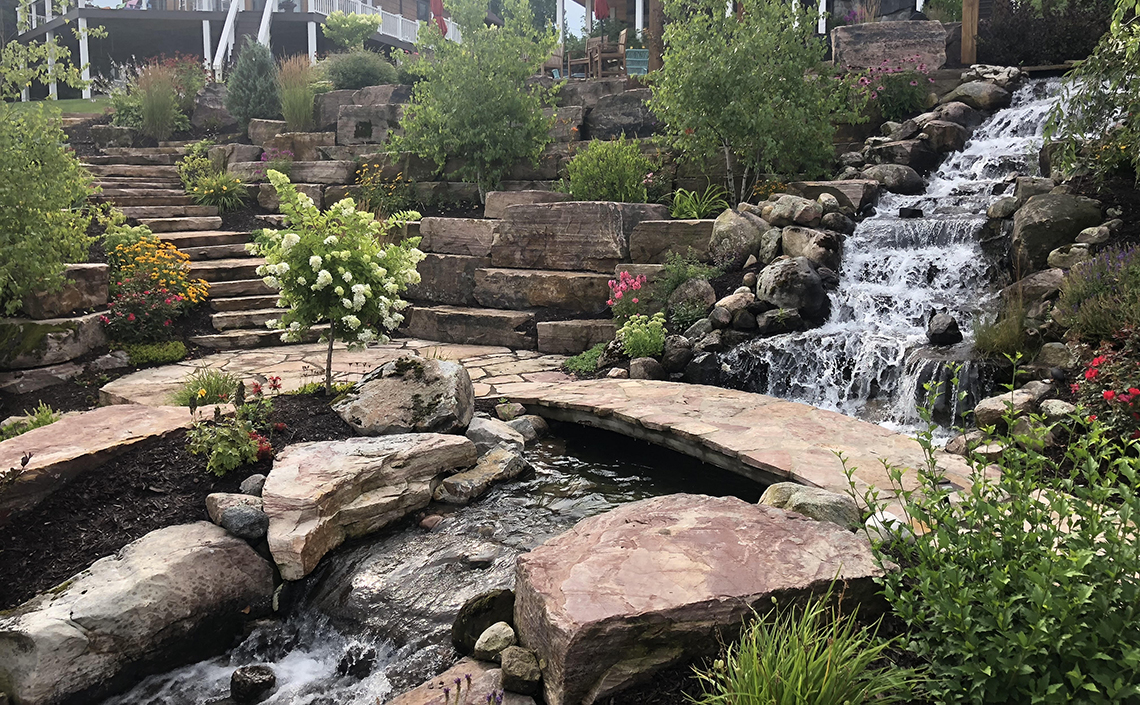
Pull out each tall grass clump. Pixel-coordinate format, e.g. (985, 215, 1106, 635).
(137, 64, 180, 140)
(171, 367, 240, 406)
(1056, 245, 1140, 342)
(278, 55, 315, 132)
(973, 293, 1038, 360)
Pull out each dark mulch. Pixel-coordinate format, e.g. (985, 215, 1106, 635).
(418, 201, 483, 219)
(1074, 175, 1140, 248)
(222, 201, 274, 233)
(601, 662, 704, 705)
(0, 393, 353, 610)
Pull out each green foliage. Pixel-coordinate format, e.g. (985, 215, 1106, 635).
(171, 367, 240, 406)
(857, 58, 934, 123)
(563, 342, 606, 375)
(252, 170, 424, 393)
(669, 298, 709, 331)
(177, 140, 215, 190)
(922, 0, 962, 21)
(566, 137, 654, 203)
(656, 250, 721, 301)
(0, 403, 60, 442)
(649, 0, 864, 201)
(691, 590, 921, 705)
(278, 55, 316, 132)
(1056, 245, 1140, 340)
(393, 0, 558, 199)
(187, 406, 262, 477)
(850, 375, 1140, 704)
(286, 380, 355, 395)
(226, 39, 281, 129)
(0, 18, 102, 101)
(136, 64, 182, 141)
(324, 48, 397, 91)
(0, 103, 94, 316)
(99, 209, 156, 271)
(972, 295, 1038, 360)
(189, 171, 248, 212)
(617, 312, 666, 358)
(356, 161, 418, 216)
(322, 10, 383, 50)
(669, 185, 729, 219)
(121, 340, 187, 366)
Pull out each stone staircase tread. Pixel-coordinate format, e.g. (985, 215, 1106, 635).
(210, 295, 280, 312)
(103, 147, 190, 155)
(205, 278, 276, 298)
(403, 304, 537, 350)
(138, 216, 224, 233)
(120, 205, 220, 218)
(94, 195, 196, 207)
(189, 325, 326, 350)
(181, 243, 255, 260)
(84, 164, 180, 177)
(211, 308, 283, 331)
(85, 155, 181, 166)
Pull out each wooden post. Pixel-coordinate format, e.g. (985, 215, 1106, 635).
(962, 0, 979, 66)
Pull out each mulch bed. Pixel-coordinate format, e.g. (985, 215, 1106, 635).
(1074, 175, 1140, 248)
(0, 393, 353, 611)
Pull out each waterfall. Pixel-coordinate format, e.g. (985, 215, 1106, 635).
(723, 79, 1063, 430)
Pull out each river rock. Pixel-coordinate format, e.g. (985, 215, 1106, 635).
(1011, 194, 1102, 273)
(435, 447, 531, 504)
(761, 195, 823, 228)
(240, 474, 267, 496)
(715, 290, 755, 317)
(500, 646, 542, 696)
(868, 139, 939, 174)
(940, 81, 1012, 111)
(1076, 225, 1111, 245)
(861, 164, 924, 195)
(821, 212, 855, 235)
(454, 590, 516, 655)
(334, 357, 474, 436)
(220, 504, 270, 541)
(496, 402, 527, 421)
(0, 522, 274, 705)
(987, 196, 1020, 219)
(927, 312, 963, 345)
(1035, 342, 1074, 369)
(708, 306, 732, 329)
(932, 101, 984, 129)
(755, 308, 805, 335)
(1001, 268, 1064, 306)
(231, 664, 276, 703)
(514, 494, 883, 705)
(1039, 398, 1077, 421)
(1047, 242, 1091, 270)
(756, 257, 828, 319)
(473, 621, 517, 662)
(709, 209, 766, 270)
(263, 434, 478, 580)
(667, 277, 716, 315)
(758, 482, 861, 529)
(661, 335, 694, 373)
(466, 417, 526, 455)
(507, 415, 549, 442)
(780, 227, 842, 271)
(973, 389, 1038, 428)
(629, 357, 667, 380)
(206, 493, 263, 524)
(682, 317, 713, 341)
(922, 120, 969, 153)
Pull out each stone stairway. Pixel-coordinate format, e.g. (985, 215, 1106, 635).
(86, 147, 292, 350)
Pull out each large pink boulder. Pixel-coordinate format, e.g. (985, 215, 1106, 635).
(514, 493, 883, 704)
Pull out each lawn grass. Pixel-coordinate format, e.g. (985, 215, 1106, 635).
(8, 96, 111, 115)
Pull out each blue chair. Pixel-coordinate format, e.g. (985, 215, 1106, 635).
(625, 48, 649, 76)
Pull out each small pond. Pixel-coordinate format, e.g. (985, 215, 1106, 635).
(103, 423, 765, 705)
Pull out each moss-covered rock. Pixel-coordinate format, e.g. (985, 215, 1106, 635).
(0, 312, 107, 371)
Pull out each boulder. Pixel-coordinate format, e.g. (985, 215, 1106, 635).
(337, 104, 393, 146)
(220, 504, 270, 541)
(709, 209, 766, 270)
(821, 211, 856, 234)
(354, 83, 413, 106)
(932, 101, 983, 129)
(1013, 176, 1056, 205)
(89, 125, 135, 149)
(545, 104, 585, 141)
(756, 257, 828, 319)
(484, 190, 570, 219)
(536, 320, 617, 355)
(473, 269, 610, 315)
(209, 143, 262, 172)
(661, 335, 694, 373)
(987, 196, 1019, 219)
(315, 89, 358, 131)
(761, 195, 823, 228)
(500, 646, 543, 696)
(206, 492, 263, 524)
(831, 20, 947, 70)
(1011, 194, 1102, 272)
(466, 417, 526, 455)
(0, 361, 84, 395)
(384, 658, 535, 705)
(496, 403, 527, 421)
(1001, 268, 1064, 306)
(192, 83, 239, 131)
(780, 227, 842, 271)
(861, 164, 924, 195)
(1047, 242, 1091, 270)
(939, 81, 1012, 111)
(629, 357, 667, 380)
(758, 226, 783, 266)
(556, 77, 626, 108)
(817, 192, 842, 214)
(0, 522, 274, 705)
(584, 89, 657, 140)
(419, 217, 496, 257)
(755, 308, 805, 335)
(20, 264, 109, 320)
(758, 482, 861, 529)
(1039, 398, 1077, 421)
(247, 119, 287, 146)
(973, 388, 1038, 427)
(921, 119, 969, 153)
(288, 160, 356, 185)
(507, 415, 549, 442)
(629, 220, 714, 264)
(333, 357, 475, 436)
(473, 621, 517, 662)
(514, 494, 883, 705)
(961, 64, 1025, 90)
(1035, 342, 1074, 369)
(0, 311, 108, 371)
(683, 318, 713, 341)
(453, 589, 516, 655)
(242, 474, 268, 496)
(868, 139, 940, 174)
(1076, 225, 1111, 245)
(231, 664, 276, 703)
(263, 434, 478, 580)
(714, 289, 755, 316)
(683, 352, 721, 385)
(667, 277, 716, 315)
(435, 447, 531, 504)
(927, 312, 963, 345)
(787, 180, 880, 212)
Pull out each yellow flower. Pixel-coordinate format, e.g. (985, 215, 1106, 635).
(197, 388, 207, 398)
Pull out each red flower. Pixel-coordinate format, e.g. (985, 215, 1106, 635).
(1088, 415, 1098, 421)
(1130, 388, 1140, 396)
(127, 313, 136, 322)
(1085, 368, 1099, 380)
(273, 422, 287, 432)
(268, 376, 282, 391)
(1119, 393, 1133, 404)
(1104, 390, 1117, 401)
(250, 382, 263, 395)
(1070, 383, 1080, 395)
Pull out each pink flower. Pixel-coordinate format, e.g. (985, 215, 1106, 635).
(870, 92, 878, 100)
(614, 291, 623, 299)
(632, 298, 639, 303)
(910, 80, 918, 86)
(127, 313, 135, 322)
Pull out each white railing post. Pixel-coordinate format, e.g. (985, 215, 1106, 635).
(308, 20, 317, 63)
(817, 0, 826, 34)
(79, 16, 92, 98)
(202, 19, 213, 69)
(213, 0, 240, 79)
(46, 30, 57, 99)
(916, 0, 925, 10)
(257, 0, 276, 46)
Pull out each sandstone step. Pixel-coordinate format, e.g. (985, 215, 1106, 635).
(84, 154, 181, 166)
(160, 230, 250, 249)
(210, 294, 279, 312)
(181, 243, 253, 260)
(93, 194, 195, 207)
(210, 308, 281, 331)
(119, 205, 219, 219)
(537, 319, 617, 355)
(205, 278, 275, 298)
(94, 179, 183, 190)
(473, 268, 611, 316)
(190, 258, 264, 282)
(84, 164, 179, 178)
(103, 146, 189, 156)
(402, 305, 537, 350)
(138, 216, 224, 232)
(189, 325, 325, 350)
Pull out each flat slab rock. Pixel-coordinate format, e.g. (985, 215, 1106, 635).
(263, 434, 478, 580)
(0, 522, 274, 705)
(514, 494, 884, 705)
(0, 404, 193, 525)
(384, 657, 535, 705)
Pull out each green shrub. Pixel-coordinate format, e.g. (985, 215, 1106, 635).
(322, 10, 382, 50)
(0, 403, 60, 442)
(617, 312, 666, 358)
(176, 140, 215, 190)
(923, 0, 962, 21)
(278, 54, 315, 132)
(1056, 245, 1140, 342)
(691, 589, 921, 705)
(226, 39, 281, 129)
(972, 295, 1038, 360)
(188, 406, 261, 476)
(669, 185, 729, 219)
(356, 162, 418, 217)
(121, 340, 187, 366)
(171, 367, 240, 406)
(856, 57, 934, 123)
(0, 104, 93, 315)
(137, 64, 182, 141)
(655, 250, 721, 301)
(851, 386, 1140, 704)
(189, 171, 248, 212)
(110, 83, 143, 129)
(324, 49, 397, 91)
(566, 136, 654, 203)
(669, 298, 709, 331)
(563, 342, 606, 375)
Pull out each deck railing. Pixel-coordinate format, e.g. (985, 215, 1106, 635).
(309, 0, 425, 44)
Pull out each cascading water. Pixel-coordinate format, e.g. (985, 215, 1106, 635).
(723, 78, 1063, 430)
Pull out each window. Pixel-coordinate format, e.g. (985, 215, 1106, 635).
(416, 0, 429, 20)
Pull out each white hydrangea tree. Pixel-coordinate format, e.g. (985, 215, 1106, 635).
(251, 170, 424, 394)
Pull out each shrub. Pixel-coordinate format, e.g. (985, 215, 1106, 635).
(251, 170, 424, 393)
(136, 64, 182, 141)
(171, 367, 240, 406)
(324, 49, 397, 91)
(163, 53, 208, 115)
(855, 56, 935, 122)
(669, 298, 709, 331)
(392, 49, 423, 85)
(566, 137, 654, 203)
(226, 39, 281, 129)
(322, 10, 382, 50)
(176, 140, 215, 190)
(922, 0, 962, 21)
(286, 380, 355, 396)
(979, 0, 1115, 67)
(356, 162, 417, 217)
(1072, 330, 1140, 438)
(189, 171, 248, 212)
(100, 275, 187, 343)
(1056, 245, 1140, 341)
(0, 104, 94, 316)
(851, 384, 1140, 704)
(669, 185, 729, 219)
(563, 342, 606, 375)
(655, 250, 721, 301)
(278, 55, 315, 132)
(607, 270, 648, 324)
(110, 236, 210, 306)
(691, 590, 921, 705)
(100, 212, 158, 271)
(121, 340, 187, 366)
(0, 403, 60, 443)
(617, 312, 666, 358)
(972, 295, 1038, 359)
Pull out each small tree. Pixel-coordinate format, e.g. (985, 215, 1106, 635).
(393, 0, 558, 201)
(225, 39, 281, 130)
(322, 10, 382, 50)
(253, 171, 424, 394)
(648, 0, 863, 202)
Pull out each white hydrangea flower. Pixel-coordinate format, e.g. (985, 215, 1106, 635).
(334, 286, 344, 296)
(324, 235, 338, 246)
(289, 321, 301, 331)
(352, 293, 365, 310)
(265, 319, 279, 329)
(342, 270, 353, 283)
(358, 328, 376, 343)
(314, 269, 333, 290)
(298, 193, 315, 209)
(281, 232, 300, 250)
(276, 297, 287, 307)
(341, 298, 353, 309)
(256, 264, 267, 276)
(245, 242, 260, 255)
(275, 262, 290, 274)
(343, 315, 361, 330)
(263, 275, 279, 288)
(297, 276, 307, 286)
(362, 254, 371, 263)
(309, 255, 322, 270)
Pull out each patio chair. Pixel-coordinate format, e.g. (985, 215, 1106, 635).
(590, 31, 623, 78)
